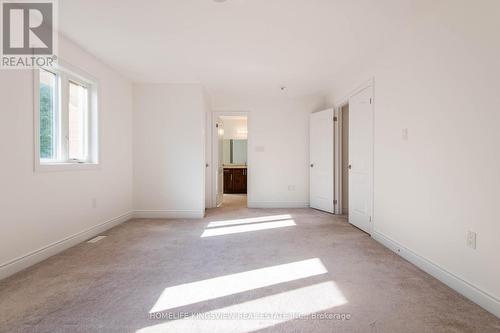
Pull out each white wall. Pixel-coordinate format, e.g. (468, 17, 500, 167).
(133, 84, 206, 218)
(326, 0, 500, 316)
(211, 94, 325, 208)
(0, 36, 134, 279)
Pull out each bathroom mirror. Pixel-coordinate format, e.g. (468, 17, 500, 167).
(223, 139, 247, 165)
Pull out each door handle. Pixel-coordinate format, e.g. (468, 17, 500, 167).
(348, 164, 352, 170)
(310, 163, 314, 168)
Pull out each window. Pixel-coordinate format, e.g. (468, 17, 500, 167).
(35, 64, 98, 171)
(39, 70, 58, 160)
(68, 81, 89, 161)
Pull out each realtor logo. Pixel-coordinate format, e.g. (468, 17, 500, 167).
(1, 0, 57, 68)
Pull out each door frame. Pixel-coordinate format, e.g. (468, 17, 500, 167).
(334, 78, 375, 234)
(209, 110, 250, 208)
(334, 102, 348, 216)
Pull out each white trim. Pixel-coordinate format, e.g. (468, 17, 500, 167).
(133, 210, 205, 219)
(35, 162, 100, 172)
(205, 104, 212, 209)
(372, 230, 500, 319)
(0, 212, 133, 281)
(248, 201, 309, 209)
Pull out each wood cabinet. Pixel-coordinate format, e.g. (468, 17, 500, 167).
(224, 168, 247, 194)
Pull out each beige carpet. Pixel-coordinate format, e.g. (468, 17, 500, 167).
(0, 200, 499, 332)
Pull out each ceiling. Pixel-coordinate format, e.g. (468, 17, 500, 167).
(59, 0, 434, 97)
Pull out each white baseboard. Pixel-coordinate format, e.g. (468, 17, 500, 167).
(372, 230, 500, 319)
(133, 210, 205, 219)
(0, 212, 133, 281)
(247, 201, 310, 209)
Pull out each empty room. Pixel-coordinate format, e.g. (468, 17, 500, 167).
(0, 0, 499, 332)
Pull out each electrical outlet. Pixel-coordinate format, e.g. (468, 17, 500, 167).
(466, 231, 476, 249)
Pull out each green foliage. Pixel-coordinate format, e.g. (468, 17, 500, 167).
(39, 83, 54, 159)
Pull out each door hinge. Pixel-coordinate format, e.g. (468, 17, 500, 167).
(370, 98, 372, 104)
(369, 216, 372, 222)
(333, 199, 338, 205)
(333, 116, 338, 122)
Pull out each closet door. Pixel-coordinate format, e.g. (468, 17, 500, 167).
(309, 109, 334, 213)
(348, 86, 373, 234)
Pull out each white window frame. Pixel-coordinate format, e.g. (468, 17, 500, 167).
(34, 59, 100, 172)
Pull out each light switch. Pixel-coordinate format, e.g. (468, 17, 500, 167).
(402, 128, 409, 141)
(467, 231, 477, 249)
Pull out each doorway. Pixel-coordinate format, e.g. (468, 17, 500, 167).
(211, 113, 249, 209)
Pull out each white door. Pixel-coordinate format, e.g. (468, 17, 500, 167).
(215, 118, 224, 207)
(205, 112, 212, 208)
(348, 86, 373, 234)
(310, 109, 334, 213)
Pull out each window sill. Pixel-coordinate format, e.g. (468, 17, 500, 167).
(35, 162, 100, 172)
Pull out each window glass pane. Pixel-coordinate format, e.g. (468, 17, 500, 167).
(68, 82, 88, 161)
(39, 69, 57, 160)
